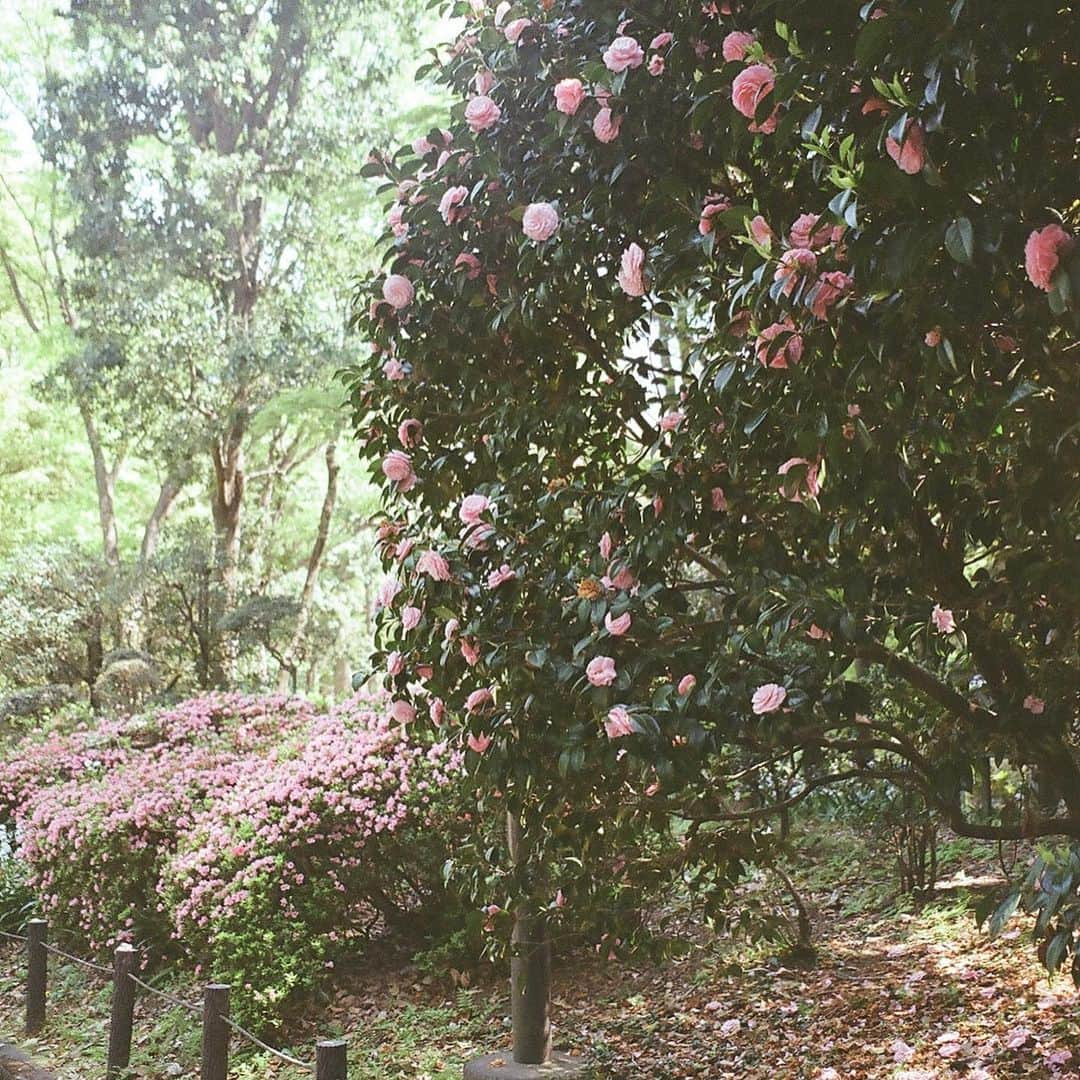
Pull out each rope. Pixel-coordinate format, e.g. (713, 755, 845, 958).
(0, 929, 28, 943)
(220, 1015, 314, 1072)
(128, 973, 201, 1016)
(40, 942, 112, 976)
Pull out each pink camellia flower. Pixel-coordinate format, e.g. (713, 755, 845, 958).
(460, 493, 491, 524)
(460, 638, 480, 665)
(402, 606, 422, 631)
(751, 683, 787, 714)
(653, 494, 664, 517)
(387, 202, 407, 238)
(774, 247, 818, 297)
(503, 17, 532, 43)
(807, 623, 831, 641)
(389, 699, 416, 725)
(618, 242, 647, 296)
(722, 30, 756, 61)
(382, 357, 406, 381)
(555, 889, 567, 908)
(1024, 223, 1072, 292)
(778, 456, 821, 502)
(438, 185, 469, 225)
(398, 418, 423, 447)
(522, 202, 560, 242)
(608, 564, 636, 592)
(861, 95, 890, 115)
(699, 194, 730, 235)
(789, 212, 832, 249)
(382, 274, 414, 310)
(651, 31, 674, 50)
(711, 487, 728, 512)
(467, 731, 492, 754)
(487, 564, 516, 589)
(429, 698, 445, 725)
(412, 135, 434, 156)
(732, 63, 774, 120)
(885, 119, 926, 174)
(554, 77, 586, 115)
(396, 535, 415, 560)
(677, 674, 697, 696)
(603, 35, 645, 72)
(381, 450, 416, 491)
(374, 574, 401, 610)
(455, 251, 483, 279)
(755, 318, 804, 369)
(586, 655, 617, 687)
(599, 531, 614, 560)
(474, 69, 495, 95)
(387, 650, 405, 677)
(931, 604, 956, 634)
(809, 270, 853, 319)
(465, 95, 502, 132)
(444, 617, 460, 640)
(604, 705, 635, 739)
(749, 214, 774, 247)
(417, 549, 451, 581)
(462, 522, 494, 550)
(605, 611, 632, 636)
(1023, 694, 1045, 715)
(925, 327, 942, 347)
(593, 108, 622, 143)
(648, 54, 665, 76)
(660, 409, 685, 431)
(465, 687, 494, 714)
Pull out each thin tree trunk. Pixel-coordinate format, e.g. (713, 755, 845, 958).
(77, 400, 121, 569)
(277, 442, 338, 690)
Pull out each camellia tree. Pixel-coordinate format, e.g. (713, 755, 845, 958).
(345, 1, 1078, 1071)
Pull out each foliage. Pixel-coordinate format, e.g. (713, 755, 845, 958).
(344, 0, 1079, 980)
(3, 692, 466, 1023)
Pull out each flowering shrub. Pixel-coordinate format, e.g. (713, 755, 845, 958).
(344, 0, 1078, 980)
(5, 693, 465, 1021)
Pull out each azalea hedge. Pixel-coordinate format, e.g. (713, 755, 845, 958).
(345, 0, 1079, 982)
(1, 693, 466, 1023)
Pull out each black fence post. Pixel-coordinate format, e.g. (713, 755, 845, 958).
(106, 942, 139, 1076)
(200, 983, 230, 1080)
(315, 1039, 348, 1080)
(25, 918, 47, 1035)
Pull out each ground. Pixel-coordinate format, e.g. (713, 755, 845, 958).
(1, 828, 1076, 1080)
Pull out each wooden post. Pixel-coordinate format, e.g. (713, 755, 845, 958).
(315, 1039, 348, 1080)
(106, 943, 139, 1076)
(200, 984, 230, 1080)
(25, 918, 47, 1035)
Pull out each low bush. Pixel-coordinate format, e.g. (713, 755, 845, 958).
(4, 692, 466, 1024)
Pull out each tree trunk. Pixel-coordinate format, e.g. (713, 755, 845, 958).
(78, 400, 120, 569)
(209, 417, 247, 686)
(277, 442, 339, 690)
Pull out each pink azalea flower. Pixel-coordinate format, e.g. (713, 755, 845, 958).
(604, 611, 632, 636)
(382, 274, 414, 310)
(522, 202, 560, 241)
(931, 604, 956, 634)
(554, 78, 586, 115)
(586, 656, 617, 687)
(603, 35, 645, 72)
(604, 705, 635, 738)
(1025, 224, 1072, 292)
(751, 683, 787, 714)
(617, 242, 647, 296)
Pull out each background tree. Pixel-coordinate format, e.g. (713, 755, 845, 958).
(346, 0, 1080, 1061)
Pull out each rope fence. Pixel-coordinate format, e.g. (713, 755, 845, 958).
(0, 918, 348, 1078)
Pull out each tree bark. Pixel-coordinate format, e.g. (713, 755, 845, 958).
(77, 399, 120, 569)
(278, 442, 339, 691)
